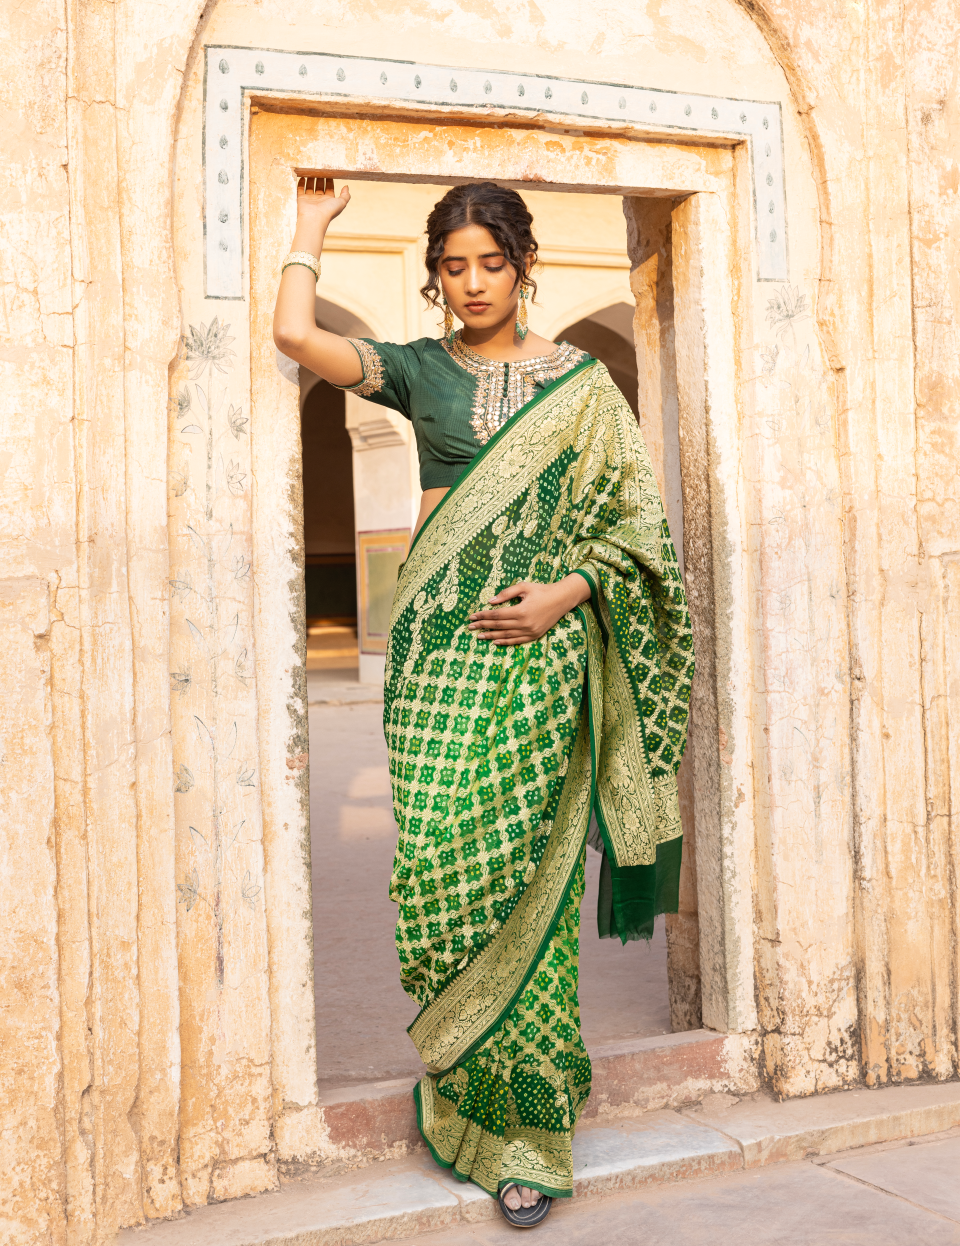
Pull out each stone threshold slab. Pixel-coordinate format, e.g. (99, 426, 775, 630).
(112, 1110, 738, 1246)
(319, 1028, 742, 1158)
(686, 1079, 960, 1167)
(113, 1080, 960, 1246)
(822, 1130, 960, 1223)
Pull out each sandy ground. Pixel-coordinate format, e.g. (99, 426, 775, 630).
(310, 697, 672, 1092)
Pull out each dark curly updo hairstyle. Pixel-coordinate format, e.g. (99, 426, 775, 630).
(420, 182, 539, 308)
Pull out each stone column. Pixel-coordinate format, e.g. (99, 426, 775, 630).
(623, 194, 702, 1034)
(671, 188, 759, 1038)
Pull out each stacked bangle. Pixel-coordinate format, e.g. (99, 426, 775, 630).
(282, 251, 321, 281)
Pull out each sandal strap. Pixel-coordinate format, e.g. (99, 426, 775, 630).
(498, 1185, 552, 1227)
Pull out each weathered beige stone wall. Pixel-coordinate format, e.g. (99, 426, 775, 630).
(1, 0, 203, 1235)
(0, 2, 70, 1237)
(737, 0, 960, 1090)
(1, 0, 958, 1238)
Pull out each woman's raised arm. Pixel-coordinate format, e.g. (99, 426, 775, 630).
(272, 178, 365, 386)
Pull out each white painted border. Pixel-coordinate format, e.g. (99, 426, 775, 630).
(204, 46, 788, 298)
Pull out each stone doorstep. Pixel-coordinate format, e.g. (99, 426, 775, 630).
(113, 1079, 960, 1246)
(114, 1110, 741, 1246)
(320, 1028, 736, 1158)
(685, 1078, 960, 1167)
(320, 1075, 422, 1156)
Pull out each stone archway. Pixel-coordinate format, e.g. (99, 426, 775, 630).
(556, 301, 640, 416)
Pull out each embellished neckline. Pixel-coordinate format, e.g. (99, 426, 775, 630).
(449, 332, 571, 370)
(440, 332, 588, 444)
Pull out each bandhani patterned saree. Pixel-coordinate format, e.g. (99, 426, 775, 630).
(383, 360, 694, 1199)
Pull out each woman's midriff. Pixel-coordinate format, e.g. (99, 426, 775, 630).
(413, 486, 449, 541)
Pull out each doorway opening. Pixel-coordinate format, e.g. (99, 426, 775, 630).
(301, 300, 377, 685)
(302, 178, 685, 1092)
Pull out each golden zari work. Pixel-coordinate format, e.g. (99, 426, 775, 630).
(385, 362, 694, 1200)
(441, 332, 588, 443)
(344, 337, 386, 398)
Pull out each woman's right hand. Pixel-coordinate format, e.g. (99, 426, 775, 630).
(297, 176, 351, 228)
(273, 175, 363, 387)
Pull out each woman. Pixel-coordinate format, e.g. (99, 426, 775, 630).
(274, 179, 693, 1228)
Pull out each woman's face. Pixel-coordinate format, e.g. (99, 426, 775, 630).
(438, 224, 529, 333)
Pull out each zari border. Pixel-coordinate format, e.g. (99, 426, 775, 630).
(414, 1078, 575, 1199)
(332, 337, 386, 398)
(414, 1079, 499, 1195)
(595, 636, 659, 855)
(582, 558, 683, 870)
(407, 687, 596, 1073)
(395, 359, 598, 617)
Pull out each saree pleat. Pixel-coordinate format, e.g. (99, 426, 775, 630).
(414, 852, 590, 1198)
(383, 361, 694, 1198)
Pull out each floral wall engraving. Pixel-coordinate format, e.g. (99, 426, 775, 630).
(170, 319, 265, 990)
(167, 316, 274, 1197)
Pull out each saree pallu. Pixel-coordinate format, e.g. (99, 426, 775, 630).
(383, 360, 694, 1199)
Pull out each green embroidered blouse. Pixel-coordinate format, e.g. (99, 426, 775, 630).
(339, 332, 590, 490)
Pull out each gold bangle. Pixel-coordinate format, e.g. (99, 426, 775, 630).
(282, 251, 321, 280)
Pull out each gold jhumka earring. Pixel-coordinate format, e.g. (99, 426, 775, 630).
(442, 295, 456, 343)
(516, 287, 529, 340)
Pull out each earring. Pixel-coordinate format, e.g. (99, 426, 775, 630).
(516, 287, 529, 340)
(442, 295, 456, 343)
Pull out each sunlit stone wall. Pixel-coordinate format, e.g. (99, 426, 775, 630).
(1, 0, 958, 1238)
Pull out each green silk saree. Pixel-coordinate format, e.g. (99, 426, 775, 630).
(383, 359, 694, 1199)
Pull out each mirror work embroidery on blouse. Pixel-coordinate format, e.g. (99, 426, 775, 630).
(441, 333, 588, 444)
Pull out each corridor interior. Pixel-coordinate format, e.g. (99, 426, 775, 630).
(302, 181, 675, 1091)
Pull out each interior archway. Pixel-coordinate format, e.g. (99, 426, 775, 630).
(557, 301, 640, 417)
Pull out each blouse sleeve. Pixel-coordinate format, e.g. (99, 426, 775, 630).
(334, 338, 421, 418)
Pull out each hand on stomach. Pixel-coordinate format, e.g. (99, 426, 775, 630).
(468, 575, 592, 646)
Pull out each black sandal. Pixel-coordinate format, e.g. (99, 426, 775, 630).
(498, 1183, 552, 1228)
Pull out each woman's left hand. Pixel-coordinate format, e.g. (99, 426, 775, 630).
(468, 575, 591, 646)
